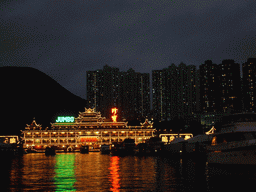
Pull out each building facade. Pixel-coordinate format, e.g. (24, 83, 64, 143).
(219, 59, 242, 113)
(199, 60, 221, 113)
(199, 59, 242, 113)
(117, 69, 150, 120)
(87, 65, 150, 120)
(242, 58, 256, 112)
(20, 108, 155, 151)
(152, 63, 200, 121)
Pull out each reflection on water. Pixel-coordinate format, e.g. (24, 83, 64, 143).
(3, 153, 256, 191)
(54, 154, 76, 191)
(109, 156, 120, 192)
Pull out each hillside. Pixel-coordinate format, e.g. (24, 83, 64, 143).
(0, 66, 88, 135)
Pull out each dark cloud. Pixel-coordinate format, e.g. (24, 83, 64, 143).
(1, 0, 255, 100)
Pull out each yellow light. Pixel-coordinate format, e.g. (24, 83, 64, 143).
(112, 115, 117, 122)
(53, 132, 56, 134)
(111, 108, 118, 122)
(96, 132, 99, 134)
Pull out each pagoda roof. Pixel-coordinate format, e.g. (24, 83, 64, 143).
(26, 117, 42, 130)
(140, 119, 153, 127)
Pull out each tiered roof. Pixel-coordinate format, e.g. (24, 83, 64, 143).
(25, 117, 42, 130)
(75, 107, 105, 123)
(140, 118, 153, 128)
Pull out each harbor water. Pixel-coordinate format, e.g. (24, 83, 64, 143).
(2, 153, 256, 191)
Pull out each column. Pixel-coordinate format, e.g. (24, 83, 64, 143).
(24, 132, 26, 147)
(118, 131, 119, 142)
(58, 131, 60, 146)
(109, 132, 111, 144)
(67, 131, 68, 145)
(101, 131, 102, 145)
(135, 130, 136, 144)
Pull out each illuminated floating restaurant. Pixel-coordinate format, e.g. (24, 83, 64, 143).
(21, 108, 155, 151)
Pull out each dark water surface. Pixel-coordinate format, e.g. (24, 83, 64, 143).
(1, 153, 256, 191)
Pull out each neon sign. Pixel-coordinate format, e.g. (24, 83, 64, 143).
(56, 116, 75, 123)
(111, 108, 118, 122)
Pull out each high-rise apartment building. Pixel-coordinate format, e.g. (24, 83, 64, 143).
(119, 69, 150, 120)
(87, 65, 150, 120)
(152, 63, 200, 121)
(199, 59, 242, 113)
(219, 59, 241, 113)
(87, 65, 120, 119)
(242, 58, 256, 112)
(199, 60, 221, 113)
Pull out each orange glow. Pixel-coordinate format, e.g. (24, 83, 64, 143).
(109, 156, 120, 192)
(111, 108, 118, 122)
(81, 137, 98, 142)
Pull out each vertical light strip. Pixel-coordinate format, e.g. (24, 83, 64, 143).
(109, 156, 120, 191)
(54, 154, 76, 191)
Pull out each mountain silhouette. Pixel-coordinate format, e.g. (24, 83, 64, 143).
(0, 66, 88, 135)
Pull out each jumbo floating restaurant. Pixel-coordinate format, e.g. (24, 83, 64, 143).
(20, 108, 155, 151)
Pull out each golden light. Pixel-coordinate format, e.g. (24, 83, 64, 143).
(111, 108, 118, 122)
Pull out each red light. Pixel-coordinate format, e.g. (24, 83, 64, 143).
(111, 108, 118, 122)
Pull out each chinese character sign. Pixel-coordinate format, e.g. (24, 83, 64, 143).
(111, 108, 118, 122)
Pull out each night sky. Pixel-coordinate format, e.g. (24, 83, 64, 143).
(1, 0, 256, 100)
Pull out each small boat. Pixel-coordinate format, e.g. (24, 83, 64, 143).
(100, 144, 110, 154)
(207, 113, 256, 164)
(26, 148, 38, 153)
(80, 145, 89, 154)
(45, 146, 56, 156)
